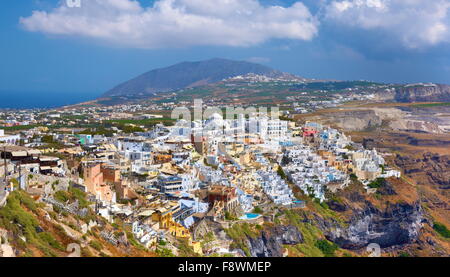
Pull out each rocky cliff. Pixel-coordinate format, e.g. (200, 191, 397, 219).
(246, 225, 303, 257)
(224, 224, 304, 257)
(323, 202, 423, 250)
(395, 153, 450, 190)
(394, 84, 450, 103)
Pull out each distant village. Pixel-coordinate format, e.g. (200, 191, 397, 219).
(0, 104, 401, 256)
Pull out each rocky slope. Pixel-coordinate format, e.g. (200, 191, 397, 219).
(246, 225, 303, 257)
(0, 190, 156, 257)
(395, 153, 450, 190)
(324, 202, 423, 249)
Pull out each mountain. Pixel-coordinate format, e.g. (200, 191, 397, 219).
(102, 58, 303, 97)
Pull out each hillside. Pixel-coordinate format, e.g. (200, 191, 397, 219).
(0, 189, 156, 257)
(102, 58, 303, 97)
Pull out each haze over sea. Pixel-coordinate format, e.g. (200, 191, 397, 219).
(0, 91, 98, 109)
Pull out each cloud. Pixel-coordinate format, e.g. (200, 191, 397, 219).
(324, 0, 450, 49)
(20, 0, 319, 48)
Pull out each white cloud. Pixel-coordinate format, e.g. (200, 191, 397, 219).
(20, 0, 319, 48)
(325, 0, 450, 48)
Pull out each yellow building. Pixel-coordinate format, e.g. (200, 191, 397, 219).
(151, 209, 190, 239)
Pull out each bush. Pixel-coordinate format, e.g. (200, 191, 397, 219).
(277, 166, 287, 180)
(368, 178, 386, 189)
(38, 232, 64, 251)
(253, 206, 264, 214)
(225, 211, 237, 221)
(156, 247, 175, 257)
(433, 222, 450, 238)
(54, 191, 70, 203)
(159, 240, 167, 246)
(69, 187, 90, 208)
(315, 239, 338, 257)
(89, 240, 103, 251)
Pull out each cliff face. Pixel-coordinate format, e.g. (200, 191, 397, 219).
(394, 84, 450, 103)
(395, 153, 450, 189)
(246, 225, 303, 257)
(323, 202, 424, 250)
(323, 110, 383, 131)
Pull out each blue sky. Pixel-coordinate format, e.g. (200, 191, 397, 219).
(1, 0, 450, 100)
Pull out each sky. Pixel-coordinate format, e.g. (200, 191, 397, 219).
(1, 0, 450, 104)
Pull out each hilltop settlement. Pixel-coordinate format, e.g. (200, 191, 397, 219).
(0, 104, 403, 257)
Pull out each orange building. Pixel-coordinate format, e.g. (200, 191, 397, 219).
(83, 163, 115, 202)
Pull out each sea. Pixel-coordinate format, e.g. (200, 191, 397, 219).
(0, 91, 100, 109)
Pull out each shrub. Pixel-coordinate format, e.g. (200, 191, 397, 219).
(69, 187, 90, 208)
(433, 222, 450, 239)
(398, 251, 411, 257)
(159, 240, 167, 246)
(368, 178, 386, 189)
(315, 239, 338, 257)
(38, 232, 64, 251)
(54, 191, 70, 203)
(156, 247, 175, 257)
(277, 166, 287, 180)
(253, 206, 264, 214)
(89, 240, 103, 251)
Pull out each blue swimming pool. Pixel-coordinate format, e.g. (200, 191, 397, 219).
(240, 213, 261, 220)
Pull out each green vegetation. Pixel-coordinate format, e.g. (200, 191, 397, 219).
(1, 125, 39, 131)
(119, 124, 145, 134)
(368, 178, 386, 189)
(225, 223, 261, 257)
(0, 191, 66, 256)
(314, 239, 339, 257)
(41, 135, 55, 144)
(54, 190, 70, 203)
(225, 211, 238, 221)
(126, 231, 147, 252)
(105, 118, 176, 128)
(277, 166, 287, 180)
(159, 239, 167, 246)
(284, 210, 339, 257)
(156, 247, 175, 257)
(252, 206, 264, 214)
(411, 102, 450, 108)
(69, 187, 91, 208)
(398, 251, 411, 257)
(297, 81, 382, 91)
(89, 240, 103, 251)
(38, 232, 64, 251)
(344, 145, 355, 151)
(54, 187, 91, 208)
(433, 222, 450, 239)
(177, 239, 200, 257)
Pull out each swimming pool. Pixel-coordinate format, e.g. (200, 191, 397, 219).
(240, 213, 262, 220)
